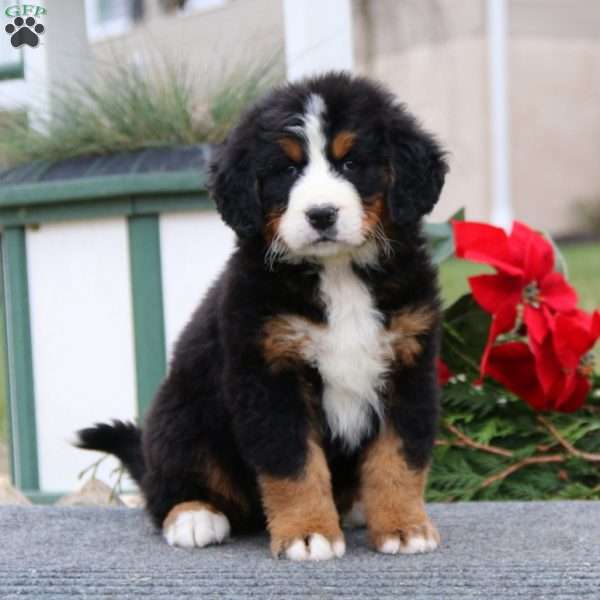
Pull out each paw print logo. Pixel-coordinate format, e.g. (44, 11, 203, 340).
(5, 16, 45, 48)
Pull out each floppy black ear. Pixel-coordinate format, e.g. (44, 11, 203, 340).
(208, 128, 262, 239)
(387, 111, 448, 225)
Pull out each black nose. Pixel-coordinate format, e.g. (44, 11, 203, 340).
(306, 205, 338, 231)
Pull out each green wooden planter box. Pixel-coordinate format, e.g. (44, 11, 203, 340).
(0, 146, 229, 501)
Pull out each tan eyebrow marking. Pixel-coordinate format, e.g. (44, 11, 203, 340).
(277, 137, 304, 163)
(331, 131, 357, 160)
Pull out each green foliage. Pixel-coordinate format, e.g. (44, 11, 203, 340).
(429, 270, 600, 502)
(0, 57, 282, 167)
(427, 376, 600, 501)
(560, 242, 600, 316)
(425, 207, 464, 265)
(442, 293, 491, 376)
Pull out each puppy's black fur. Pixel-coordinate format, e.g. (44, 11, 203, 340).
(77, 73, 447, 537)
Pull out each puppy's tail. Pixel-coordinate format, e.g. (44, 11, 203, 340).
(75, 420, 146, 485)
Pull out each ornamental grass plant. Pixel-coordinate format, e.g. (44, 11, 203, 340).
(0, 56, 282, 167)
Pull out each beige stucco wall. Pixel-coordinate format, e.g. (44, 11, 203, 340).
(91, 0, 284, 86)
(353, 1, 490, 224)
(353, 0, 600, 235)
(511, 38, 600, 234)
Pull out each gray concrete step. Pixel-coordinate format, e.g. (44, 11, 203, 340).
(1, 501, 598, 599)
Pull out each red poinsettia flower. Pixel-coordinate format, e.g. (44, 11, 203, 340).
(453, 221, 578, 376)
(487, 310, 600, 412)
(486, 342, 586, 413)
(485, 342, 548, 410)
(530, 309, 600, 411)
(552, 309, 600, 371)
(437, 358, 453, 386)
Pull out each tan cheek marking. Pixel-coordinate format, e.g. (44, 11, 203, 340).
(360, 427, 434, 549)
(258, 439, 342, 556)
(264, 210, 283, 243)
(163, 501, 218, 530)
(361, 194, 385, 236)
(331, 130, 357, 159)
(262, 315, 320, 372)
(388, 306, 436, 367)
(277, 137, 304, 163)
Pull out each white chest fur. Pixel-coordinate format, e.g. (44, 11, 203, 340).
(312, 257, 392, 450)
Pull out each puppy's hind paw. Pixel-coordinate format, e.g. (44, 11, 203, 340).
(163, 501, 230, 549)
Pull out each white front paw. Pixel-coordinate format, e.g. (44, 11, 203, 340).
(285, 534, 346, 561)
(377, 525, 440, 555)
(164, 509, 230, 548)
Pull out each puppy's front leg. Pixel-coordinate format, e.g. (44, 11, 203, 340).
(361, 426, 439, 554)
(360, 313, 441, 554)
(258, 438, 345, 560)
(226, 361, 344, 560)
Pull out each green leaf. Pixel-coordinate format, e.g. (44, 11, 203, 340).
(441, 293, 491, 373)
(424, 222, 452, 239)
(425, 206, 465, 265)
(449, 207, 465, 222)
(430, 236, 455, 265)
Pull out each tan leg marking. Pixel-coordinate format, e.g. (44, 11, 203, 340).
(361, 427, 439, 554)
(163, 501, 230, 549)
(259, 439, 345, 560)
(388, 307, 436, 367)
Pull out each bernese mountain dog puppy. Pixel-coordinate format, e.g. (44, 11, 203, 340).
(77, 72, 448, 561)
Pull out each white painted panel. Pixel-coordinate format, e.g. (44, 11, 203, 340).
(160, 211, 235, 357)
(27, 219, 137, 493)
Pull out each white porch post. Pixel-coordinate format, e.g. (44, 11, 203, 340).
(282, 0, 354, 81)
(487, 0, 513, 229)
(22, 0, 93, 128)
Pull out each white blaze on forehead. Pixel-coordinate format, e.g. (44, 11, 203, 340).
(278, 94, 365, 256)
(302, 94, 327, 164)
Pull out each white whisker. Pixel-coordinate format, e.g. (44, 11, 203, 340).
(265, 233, 289, 270)
(373, 223, 393, 259)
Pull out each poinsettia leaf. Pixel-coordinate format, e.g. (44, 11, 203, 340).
(441, 293, 492, 373)
(425, 206, 466, 263)
(449, 207, 466, 222)
(430, 236, 455, 265)
(424, 222, 452, 239)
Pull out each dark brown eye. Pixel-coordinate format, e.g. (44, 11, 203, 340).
(342, 160, 354, 172)
(286, 165, 298, 177)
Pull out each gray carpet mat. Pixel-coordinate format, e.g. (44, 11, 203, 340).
(1, 501, 598, 599)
